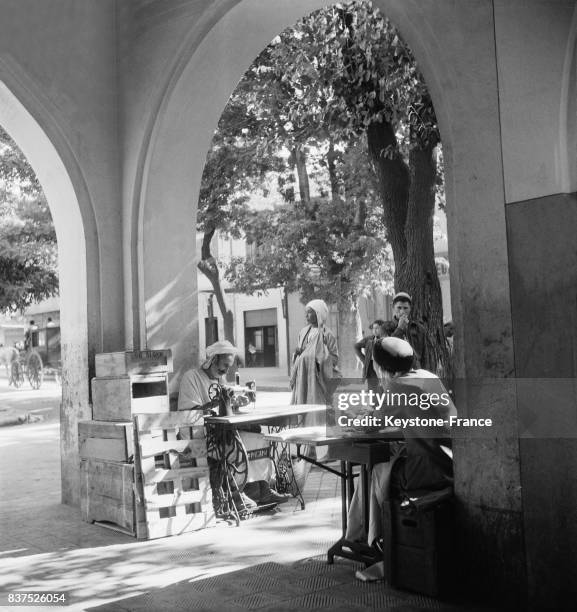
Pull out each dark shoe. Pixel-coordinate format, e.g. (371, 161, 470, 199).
(232, 490, 257, 509)
(258, 487, 292, 505)
(243, 481, 262, 501)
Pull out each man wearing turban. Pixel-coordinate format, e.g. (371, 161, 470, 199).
(178, 341, 290, 508)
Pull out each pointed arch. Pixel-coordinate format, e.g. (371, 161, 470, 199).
(0, 58, 97, 504)
(559, 2, 577, 193)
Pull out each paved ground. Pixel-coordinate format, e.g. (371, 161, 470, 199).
(0, 375, 61, 426)
(0, 388, 496, 612)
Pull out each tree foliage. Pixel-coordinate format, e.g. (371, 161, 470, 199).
(198, 0, 450, 373)
(228, 194, 393, 305)
(226, 138, 393, 305)
(196, 98, 289, 344)
(0, 127, 58, 313)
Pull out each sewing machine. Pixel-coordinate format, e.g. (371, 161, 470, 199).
(208, 377, 256, 417)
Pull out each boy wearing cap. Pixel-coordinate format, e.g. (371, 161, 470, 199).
(383, 292, 428, 369)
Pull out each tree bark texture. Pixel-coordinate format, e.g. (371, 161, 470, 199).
(404, 144, 449, 376)
(327, 139, 342, 203)
(367, 120, 449, 377)
(367, 121, 409, 287)
(197, 227, 236, 346)
(294, 145, 311, 205)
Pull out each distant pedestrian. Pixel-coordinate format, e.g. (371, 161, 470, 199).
(289, 298, 340, 482)
(24, 320, 37, 351)
(247, 343, 256, 366)
(290, 299, 340, 406)
(353, 319, 386, 394)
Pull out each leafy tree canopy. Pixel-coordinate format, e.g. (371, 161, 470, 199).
(232, 1, 438, 155)
(227, 193, 393, 305)
(226, 138, 393, 303)
(0, 127, 58, 313)
(197, 0, 449, 373)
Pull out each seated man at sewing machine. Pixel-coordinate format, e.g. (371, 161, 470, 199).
(178, 340, 291, 508)
(346, 337, 457, 581)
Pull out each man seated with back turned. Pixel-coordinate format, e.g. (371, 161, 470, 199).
(384, 292, 428, 370)
(345, 337, 457, 581)
(178, 340, 291, 508)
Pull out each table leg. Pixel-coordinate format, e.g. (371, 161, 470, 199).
(346, 460, 355, 523)
(341, 460, 347, 535)
(361, 465, 369, 536)
(327, 460, 380, 566)
(382, 499, 393, 583)
(272, 440, 306, 510)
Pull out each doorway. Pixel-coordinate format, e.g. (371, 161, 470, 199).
(244, 309, 278, 367)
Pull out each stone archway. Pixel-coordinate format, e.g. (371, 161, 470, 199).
(0, 70, 95, 505)
(134, 0, 335, 384)
(135, 0, 515, 382)
(136, 0, 520, 603)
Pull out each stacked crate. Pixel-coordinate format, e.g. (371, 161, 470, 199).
(79, 421, 136, 533)
(133, 411, 215, 539)
(79, 349, 172, 536)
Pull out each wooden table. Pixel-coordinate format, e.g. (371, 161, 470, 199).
(264, 426, 404, 566)
(204, 404, 326, 523)
(204, 403, 326, 428)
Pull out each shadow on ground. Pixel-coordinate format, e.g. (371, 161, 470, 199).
(0, 423, 497, 611)
(86, 558, 495, 612)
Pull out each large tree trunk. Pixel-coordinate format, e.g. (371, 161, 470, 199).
(367, 121, 409, 288)
(197, 227, 236, 346)
(367, 121, 448, 377)
(404, 143, 449, 377)
(294, 144, 311, 205)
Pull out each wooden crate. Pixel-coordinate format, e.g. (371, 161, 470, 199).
(78, 420, 134, 462)
(95, 349, 173, 378)
(80, 459, 134, 534)
(92, 374, 169, 421)
(133, 411, 214, 539)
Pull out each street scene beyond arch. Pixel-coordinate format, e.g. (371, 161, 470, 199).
(0, 1, 576, 610)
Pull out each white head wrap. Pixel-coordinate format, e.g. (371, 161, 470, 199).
(305, 299, 329, 327)
(201, 340, 239, 369)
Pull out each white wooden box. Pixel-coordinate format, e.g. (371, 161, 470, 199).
(95, 349, 173, 378)
(78, 420, 134, 462)
(92, 374, 169, 421)
(80, 459, 135, 533)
